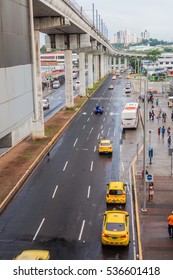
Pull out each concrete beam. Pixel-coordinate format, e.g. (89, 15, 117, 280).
(34, 16, 70, 30)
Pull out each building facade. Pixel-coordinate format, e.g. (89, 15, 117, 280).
(0, 0, 33, 148)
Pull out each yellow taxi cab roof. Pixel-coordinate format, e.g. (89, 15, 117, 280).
(105, 210, 128, 223)
(109, 182, 124, 189)
(100, 139, 111, 144)
(14, 250, 50, 260)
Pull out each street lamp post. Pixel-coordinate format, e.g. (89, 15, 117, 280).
(141, 79, 147, 212)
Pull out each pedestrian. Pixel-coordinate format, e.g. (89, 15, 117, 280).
(141, 169, 148, 179)
(151, 110, 155, 120)
(156, 114, 160, 123)
(149, 111, 152, 120)
(158, 127, 161, 137)
(156, 98, 159, 106)
(171, 111, 173, 121)
(161, 126, 165, 138)
(168, 135, 171, 148)
(164, 112, 167, 122)
(167, 127, 171, 136)
(148, 182, 154, 202)
(167, 211, 173, 239)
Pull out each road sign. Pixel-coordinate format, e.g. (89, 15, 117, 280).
(145, 173, 154, 182)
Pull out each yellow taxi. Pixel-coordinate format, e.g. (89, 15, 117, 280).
(98, 140, 113, 154)
(101, 210, 130, 246)
(126, 74, 131, 79)
(106, 182, 126, 204)
(118, 75, 122, 79)
(14, 250, 50, 260)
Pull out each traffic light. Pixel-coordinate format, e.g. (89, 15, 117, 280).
(149, 148, 153, 158)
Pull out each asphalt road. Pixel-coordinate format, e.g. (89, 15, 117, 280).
(0, 74, 140, 260)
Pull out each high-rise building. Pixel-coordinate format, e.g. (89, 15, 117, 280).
(114, 29, 150, 45)
(141, 30, 150, 40)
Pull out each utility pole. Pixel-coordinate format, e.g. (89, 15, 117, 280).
(141, 79, 147, 212)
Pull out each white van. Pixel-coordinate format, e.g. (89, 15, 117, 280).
(52, 80, 60, 89)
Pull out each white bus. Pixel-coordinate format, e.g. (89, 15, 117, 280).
(121, 102, 139, 129)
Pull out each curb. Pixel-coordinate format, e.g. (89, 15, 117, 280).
(131, 144, 144, 260)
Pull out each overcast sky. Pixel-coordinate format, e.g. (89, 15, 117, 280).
(76, 0, 173, 42)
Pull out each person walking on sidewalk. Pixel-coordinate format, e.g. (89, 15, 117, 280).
(158, 127, 161, 137)
(168, 135, 171, 148)
(171, 111, 173, 121)
(161, 126, 165, 138)
(167, 127, 171, 136)
(148, 182, 154, 202)
(167, 211, 173, 239)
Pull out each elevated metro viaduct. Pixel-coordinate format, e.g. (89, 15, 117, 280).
(0, 0, 144, 148)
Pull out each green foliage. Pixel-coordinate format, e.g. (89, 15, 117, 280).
(40, 45, 47, 54)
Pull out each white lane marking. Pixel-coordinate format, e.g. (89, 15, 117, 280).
(103, 117, 106, 122)
(105, 112, 108, 116)
(63, 161, 68, 171)
(83, 125, 86, 130)
(90, 161, 94, 171)
(87, 186, 91, 198)
(100, 125, 103, 129)
(94, 146, 97, 152)
(122, 162, 124, 172)
(87, 117, 90, 122)
(78, 220, 85, 241)
(114, 128, 116, 137)
(97, 133, 100, 139)
(89, 127, 94, 136)
(107, 107, 109, 110)
(101, 130, 104, 135)
(107, 128, 110, 136)
(91, 112, 93, 115)
(52, 185, 58, 198)
(33, 218, 45, 241)
(120, 145, 122, 153)
(73, 138, 78, 147)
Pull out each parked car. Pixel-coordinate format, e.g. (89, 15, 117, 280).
(112, 75, 116, 80)
(94, 105, 104, 114)
(98, 139, 113, 154)
(42, 98, 50, 110)
(101, 210, 130, 246)
(106, 182, 126, 204)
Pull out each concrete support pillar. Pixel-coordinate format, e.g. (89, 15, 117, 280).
(100, 53, 105, 78)
(118, 56, 121, 69)
(105, 55, 109, 75)
(113, 57, 116, 71)
(88, 53, 93, 88)
(79, 52, 86, 96)
(108, 56, 112, 73)
(65, 49, 74, 108)
(124, 57, 128, 70)
(32, 30, 45, 140)
(94, 55, 99, 83)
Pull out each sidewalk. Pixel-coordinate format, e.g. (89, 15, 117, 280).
(134, 93, 173, 260)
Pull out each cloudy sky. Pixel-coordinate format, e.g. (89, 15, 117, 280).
(76, 0, 173, 42)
